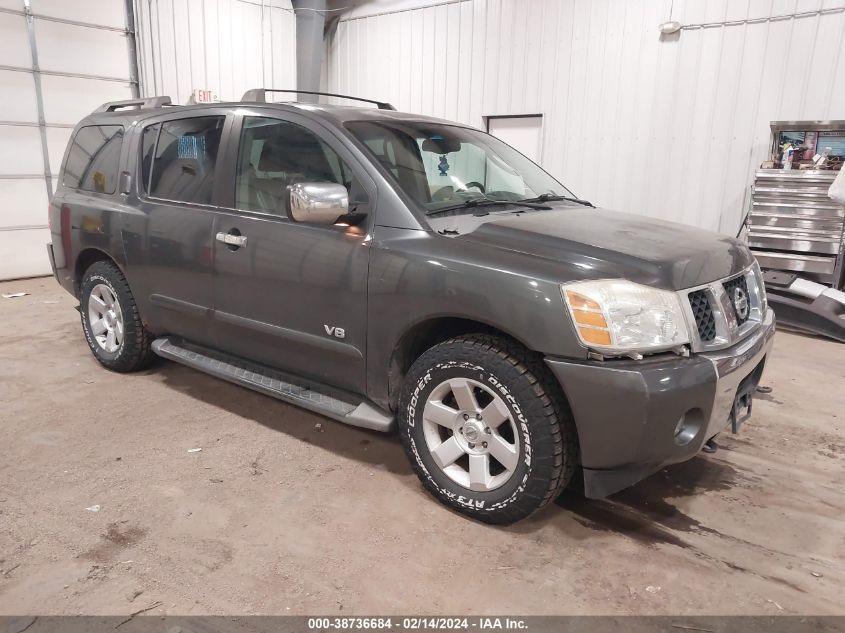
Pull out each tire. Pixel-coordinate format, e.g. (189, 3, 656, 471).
(80, 260, 154, 373)
(398, 334, 578, 524)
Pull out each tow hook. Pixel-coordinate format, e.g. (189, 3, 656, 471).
(702, 437, 718, 454)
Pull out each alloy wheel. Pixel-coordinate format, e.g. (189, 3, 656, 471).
(421, 377, 520, 492)
(87, 283, 124, 353)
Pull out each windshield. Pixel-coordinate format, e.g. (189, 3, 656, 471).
(346, 120, 574, 216)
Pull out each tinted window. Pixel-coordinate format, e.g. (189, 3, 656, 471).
(63, 125, 124, 194)
(235, 116, 351, 214)
(148, 116, 225, 204)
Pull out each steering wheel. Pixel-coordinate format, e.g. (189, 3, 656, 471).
(460, 181, 486, 193)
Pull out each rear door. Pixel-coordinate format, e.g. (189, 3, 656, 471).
(210, 110, 375, 394)
(124, 112, 232, 346)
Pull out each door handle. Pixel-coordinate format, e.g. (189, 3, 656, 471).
(216, 231, 247, 248)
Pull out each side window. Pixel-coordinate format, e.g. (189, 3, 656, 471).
(147, 116, 225, 205)
(235, 116, 352, 214)
(364, 137, 398, 179)
(63, 125, 124, 194)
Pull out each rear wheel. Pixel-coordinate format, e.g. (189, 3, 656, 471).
(80, 260, 153, 372)
(398, 334, 578, 524)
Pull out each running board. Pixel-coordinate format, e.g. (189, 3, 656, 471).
(152, 337, 394, 432)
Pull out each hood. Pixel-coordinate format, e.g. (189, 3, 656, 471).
(450, 206, 753, 290)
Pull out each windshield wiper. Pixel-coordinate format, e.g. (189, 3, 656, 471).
(425, 197, 551, 216)
(522, 193, 594, 207)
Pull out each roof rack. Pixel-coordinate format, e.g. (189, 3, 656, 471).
(93, 96, 173, 113)
(241, 88, 396, 111)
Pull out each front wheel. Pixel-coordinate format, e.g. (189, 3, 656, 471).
(398, 334, 578, 524)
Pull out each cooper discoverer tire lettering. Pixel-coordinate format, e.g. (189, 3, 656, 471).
(398, 333, 578, 524)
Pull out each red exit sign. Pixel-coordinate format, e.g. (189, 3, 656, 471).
(191, 88, 217, 104)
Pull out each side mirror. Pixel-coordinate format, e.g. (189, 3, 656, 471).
(286, 182, 349, 225)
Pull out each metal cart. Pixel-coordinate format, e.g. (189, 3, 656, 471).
(746, 120, 845, 341)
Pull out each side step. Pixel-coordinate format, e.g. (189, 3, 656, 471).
(152, 337, 394, 432)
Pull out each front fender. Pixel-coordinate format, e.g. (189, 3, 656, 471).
(366, 227, 587, 406)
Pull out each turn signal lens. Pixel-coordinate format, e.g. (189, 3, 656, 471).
(565, 290, 602, 311)
(578, 327, 612, 345)
(566, 289, 613, 346)
(570, 309, 607, 328)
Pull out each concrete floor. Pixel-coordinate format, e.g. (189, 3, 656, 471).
(0, 276, 843, 616)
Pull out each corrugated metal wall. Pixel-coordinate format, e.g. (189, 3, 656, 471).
(323, 0, 845, 234)
(134, 0, 297, 103)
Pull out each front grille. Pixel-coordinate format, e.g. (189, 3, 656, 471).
(688, 289, 716, 341)
(723, 274, 751, 326)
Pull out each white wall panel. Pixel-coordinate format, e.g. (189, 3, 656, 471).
(40, 75, 132, 125)
(0, 12, 31, 66)
(0, 228, 52, 278)
(0, 125, 43, 174)
(1, 179, 49, 227)
(31, 0, 127, 28)
(135, 0, 297, 104)
(0, 1, 133, 280)
(0, 70, 38, 122)
(323, 0, 845, 234)
(35, 21, 131, 78)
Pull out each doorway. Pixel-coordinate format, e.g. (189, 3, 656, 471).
(485, 115, 544, 164)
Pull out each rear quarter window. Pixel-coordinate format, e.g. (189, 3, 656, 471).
(63, 125, 124, 194)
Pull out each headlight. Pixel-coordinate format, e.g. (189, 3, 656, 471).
(562, 279, 690, 355)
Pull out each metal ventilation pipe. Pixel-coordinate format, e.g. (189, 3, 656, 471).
(291, 0, 326, 103)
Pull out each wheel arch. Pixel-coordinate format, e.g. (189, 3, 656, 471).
(387, 315, 554, 411)
(74, 248, 122, 298)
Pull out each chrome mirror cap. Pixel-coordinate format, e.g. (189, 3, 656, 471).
(286, 182, 349, 224)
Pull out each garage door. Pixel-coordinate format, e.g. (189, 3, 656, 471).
(0, 0, 136, 281)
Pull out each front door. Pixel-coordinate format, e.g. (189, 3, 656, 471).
(210, 112, 374, 394)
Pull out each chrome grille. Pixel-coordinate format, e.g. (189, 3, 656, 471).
(680, 263, 767, 353)
(688, 289, 716, 342)
(723, 274, 750, 326)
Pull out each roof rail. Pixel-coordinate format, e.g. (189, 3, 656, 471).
(93, 96, 173, 113)
(241, 88, 396, 111)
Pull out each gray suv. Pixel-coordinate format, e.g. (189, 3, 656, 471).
(48, 90, 775, 524)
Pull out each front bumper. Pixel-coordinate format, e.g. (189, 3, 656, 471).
(546, 309, 776, 498)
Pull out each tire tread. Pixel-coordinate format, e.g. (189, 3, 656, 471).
(398, 333, 579, 524)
